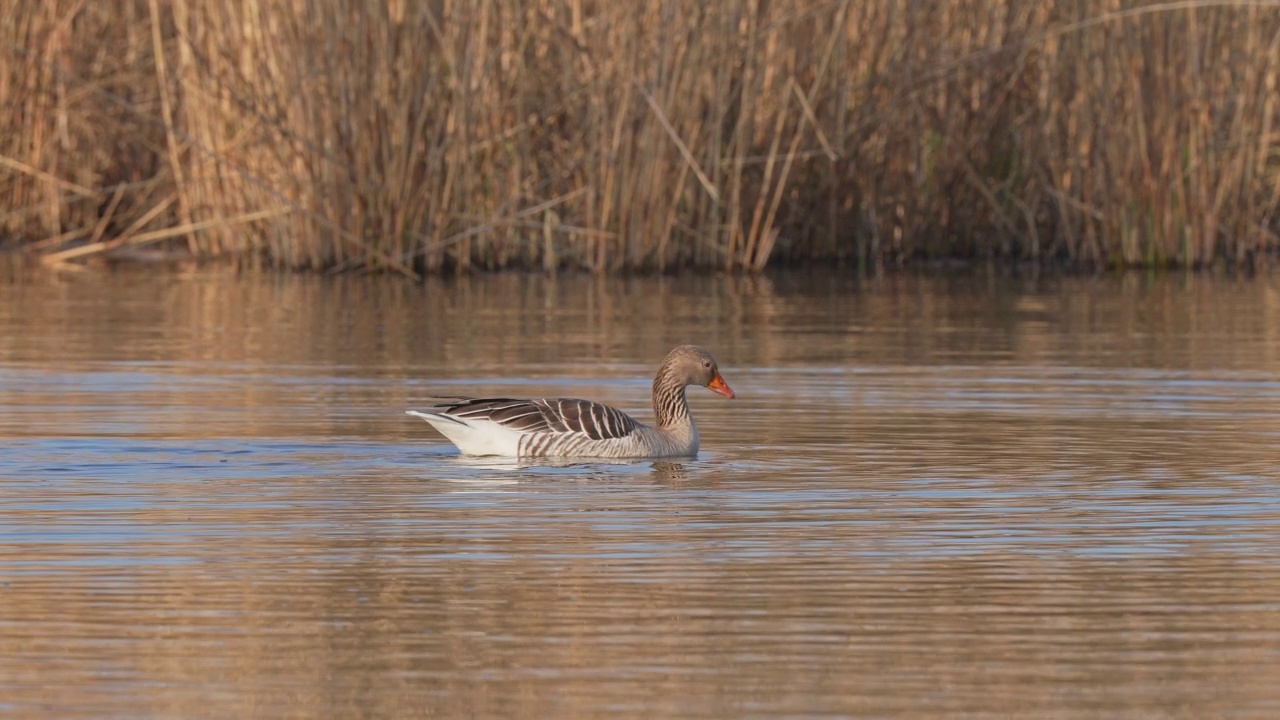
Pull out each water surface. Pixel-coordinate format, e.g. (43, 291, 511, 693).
(2, 268, 1279, 718)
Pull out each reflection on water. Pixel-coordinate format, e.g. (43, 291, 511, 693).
(2, 268, 1280, 718)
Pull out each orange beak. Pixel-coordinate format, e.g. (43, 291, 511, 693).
(707, 372, 735, 399)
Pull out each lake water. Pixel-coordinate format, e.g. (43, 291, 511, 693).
(1, 266, 1279, 718)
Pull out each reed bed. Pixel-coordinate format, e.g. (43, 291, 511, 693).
(3, 0, 1280, 274)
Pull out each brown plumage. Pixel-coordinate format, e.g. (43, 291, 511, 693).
(406, 345, 735, 458)
(424, 397, 639, 440)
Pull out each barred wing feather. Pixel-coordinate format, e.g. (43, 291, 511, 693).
(433, 397, 639, 440)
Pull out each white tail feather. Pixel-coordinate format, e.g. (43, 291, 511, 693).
(406, 409, 524, 456)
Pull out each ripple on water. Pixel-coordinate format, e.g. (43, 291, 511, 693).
(3, 272, 1280, 718)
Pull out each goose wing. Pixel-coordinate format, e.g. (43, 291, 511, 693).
(430, 397, 639, 440)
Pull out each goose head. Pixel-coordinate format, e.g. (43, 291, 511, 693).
(662, 345, 735, 398)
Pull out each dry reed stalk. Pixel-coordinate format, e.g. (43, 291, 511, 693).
(0, 153, 100, 201)
(41, 206, 287, 265)
(4, 0, 1280, 272)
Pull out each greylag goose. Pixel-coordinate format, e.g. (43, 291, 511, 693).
(406, 345, 734, 458)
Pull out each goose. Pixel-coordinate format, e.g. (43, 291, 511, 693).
(406, 345, 735, 458)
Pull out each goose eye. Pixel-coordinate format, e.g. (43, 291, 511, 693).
(702, 361, 712, 369)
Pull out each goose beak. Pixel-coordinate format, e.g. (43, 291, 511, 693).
(707, 372, 735, 399)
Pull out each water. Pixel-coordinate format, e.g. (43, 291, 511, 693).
(2, 267, 1279, 718)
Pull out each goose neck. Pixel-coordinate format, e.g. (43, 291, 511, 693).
(652, 371, 690, 428)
